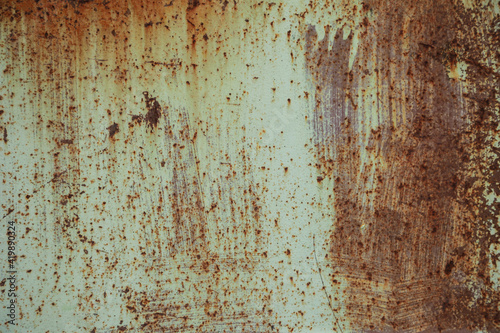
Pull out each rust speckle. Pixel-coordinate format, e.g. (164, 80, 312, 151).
(107, 123, 119, 139)
(142, 92, 162, 130)
(306, 0, 500, 331)
(1, 0, 496, 331)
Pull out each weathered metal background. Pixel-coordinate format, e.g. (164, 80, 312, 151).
(0, 0, 499, 332)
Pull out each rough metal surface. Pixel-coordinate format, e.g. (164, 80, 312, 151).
(0, 0, 499, 332)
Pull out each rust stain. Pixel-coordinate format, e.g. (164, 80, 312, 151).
(142, 92, 162, 131)
(0, 0, 498, 332)
(107, 123, 119, 139)
(307, 0, 499, 331)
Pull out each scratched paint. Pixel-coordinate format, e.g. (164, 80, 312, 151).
(0, 0, 498, 332)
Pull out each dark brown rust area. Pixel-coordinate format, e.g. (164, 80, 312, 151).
(67, 0, 94, 5)
(142, 91, 162, 130)
(187, 0, 200, 11)
(306, 0, 499, 331)
(107, 122, 119, 139)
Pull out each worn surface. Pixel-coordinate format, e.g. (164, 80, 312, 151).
(0, 0, 499, 332)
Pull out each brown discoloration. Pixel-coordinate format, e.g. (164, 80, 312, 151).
(67, 0, 94, 5)
(2, 0, 496, 331)
(306, 0, 499, 331)
(142, 92, 162, 130)
(107, 123, 119, 139)
(187, 0, 200, 11)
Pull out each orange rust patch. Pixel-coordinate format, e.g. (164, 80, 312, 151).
(306, 0, 500, 330)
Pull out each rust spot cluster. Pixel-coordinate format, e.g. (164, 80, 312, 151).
(0, 0, 498, 332)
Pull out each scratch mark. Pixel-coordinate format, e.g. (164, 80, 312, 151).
(313, 235, 344, 333)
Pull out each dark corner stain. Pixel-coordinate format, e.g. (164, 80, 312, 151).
(142, 92, 162, 130)
(107, 123, 119, 139)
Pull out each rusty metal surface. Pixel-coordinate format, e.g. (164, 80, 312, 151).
(0, 0, 499, 332)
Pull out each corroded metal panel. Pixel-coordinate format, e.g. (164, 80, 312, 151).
(0, 0, 498, 332)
